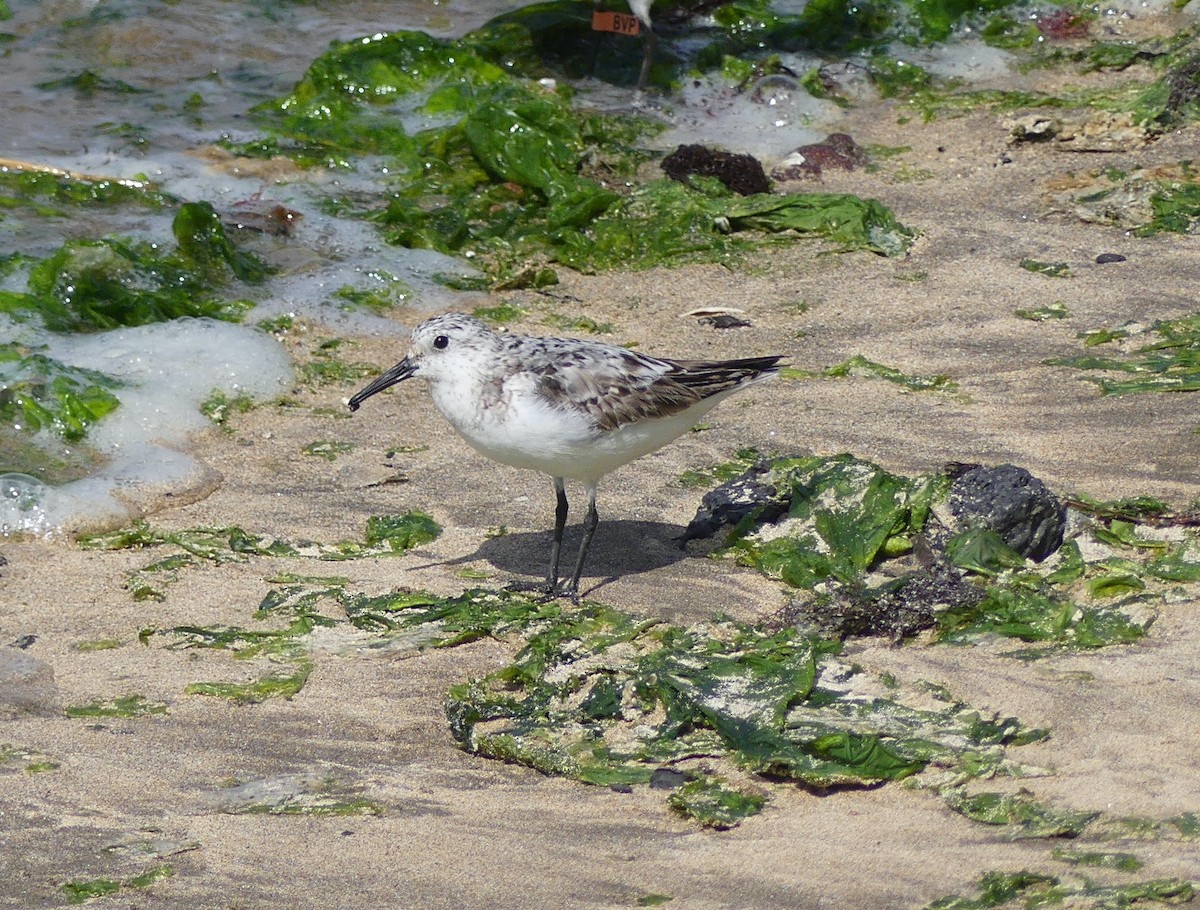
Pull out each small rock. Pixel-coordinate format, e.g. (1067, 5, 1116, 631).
(945, 464, 1066, 562)
(699, 314, 751, 329)
(681, 462, 789, 542)
(1095, 252, 1126, 264)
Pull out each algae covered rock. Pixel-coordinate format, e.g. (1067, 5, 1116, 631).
(943, 463, 1066, 562)
(686, 453, 1161, 650)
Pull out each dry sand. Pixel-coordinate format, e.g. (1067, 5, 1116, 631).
(3, 85, 1200, 908)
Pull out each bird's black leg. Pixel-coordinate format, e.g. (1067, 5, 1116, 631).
(636, 25, 656, 92)
(545, 476, 569, 592)
(561, 484, 599, 600)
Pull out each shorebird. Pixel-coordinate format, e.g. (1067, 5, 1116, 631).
(348, 313, 781, 598)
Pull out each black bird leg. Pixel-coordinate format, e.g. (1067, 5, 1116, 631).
(545, 476, 569, 592)
(561, 484, 599, 600)
(636, 25, 656, 93)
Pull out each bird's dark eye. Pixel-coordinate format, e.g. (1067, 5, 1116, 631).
(433, 335, 449, 350)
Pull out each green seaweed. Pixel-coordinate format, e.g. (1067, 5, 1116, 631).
(0, 744, 59, 773)
(127, 553, 194, 602)
(678, 447, 761, 489)
(298, 343, 379, 387)
(543, 313, 612, 335)
(64, 695, 168, 718)
(1047, 314, 1200, 396)
(637, 895, 674, 907)
(822, 355, 958, 392)
(667, 779, 765, 830)
(200, 389, 256, 426)
(81, 512, 442, 569)
(128, 569, 1048, 827)
(472, 303, 526, 325)
(248, 24, 914, 282)
(710, 454, 1179, 652)
(71, 639, 122, 652)
(339, 587, 559, 643)
(1090, 813, 1200, 842)
(159, 615, 322, 659)
(61, 864, 173, 905)
(1066, 494, 1175, 523)
(60, 879, 122, 904)
(1138, 181, 1200, 236)
(927, 871, 1193, 910)
(0, 344, 122, 441)
(186, 660, 314, 704)
(229, 796, 383, 817)
(868, 54, 933, 98)
(1050, 848, 1144, 872)
(1167, 812, 1200, 838)
(83, 515, 441, 609)
(330, 278, 413, 313)
(1, 225, 256, 332)
(1015, 303, 1068, 321)
(0, 166, 171, 213)
(364, 512, 441, 552)
(723, 454, 938, 587)
(219, 775, 384, 816)
(38, 69, 143, 96)
(172, 201, 271, 284)
(1019, 259, 1071, 278)
(440, 592, 1042, 825)
(943, 789, 1099, 839)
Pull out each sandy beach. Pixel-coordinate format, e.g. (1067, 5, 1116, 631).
(4, 11, 1200, 909)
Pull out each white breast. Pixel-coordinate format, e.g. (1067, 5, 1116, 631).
(427, 370, 734, 486)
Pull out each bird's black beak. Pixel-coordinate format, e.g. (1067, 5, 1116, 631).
(348, 357, 417, 412)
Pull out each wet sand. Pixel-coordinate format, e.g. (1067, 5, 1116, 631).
(4, 77, 1200, 910)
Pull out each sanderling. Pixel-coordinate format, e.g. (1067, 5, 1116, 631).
(349, 313, 781, 598)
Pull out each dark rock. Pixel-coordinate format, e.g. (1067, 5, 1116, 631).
(661, 144, 771, 196)
(699, 313, 751, 329)
(945, 464, 1066, 562)
(1095, 252, 1126, 264)
(681, 461, 789, 542)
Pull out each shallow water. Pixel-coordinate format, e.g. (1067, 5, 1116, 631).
(3, 1, 540, 533)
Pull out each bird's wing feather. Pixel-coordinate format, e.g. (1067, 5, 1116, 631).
(524, 340, 782, 433)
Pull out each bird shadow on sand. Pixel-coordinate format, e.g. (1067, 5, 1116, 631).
(416, 519, 700, 597)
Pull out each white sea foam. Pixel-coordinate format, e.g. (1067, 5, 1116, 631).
(2, 319, 292, 536)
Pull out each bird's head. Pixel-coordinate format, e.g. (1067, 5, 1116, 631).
(347, 313, 496, 411)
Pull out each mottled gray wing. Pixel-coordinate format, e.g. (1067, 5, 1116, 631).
(528, 340, 781, 433)
(665, 356, 784, 399)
